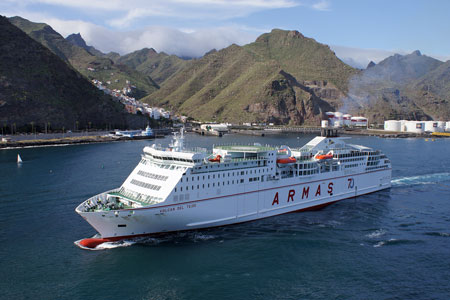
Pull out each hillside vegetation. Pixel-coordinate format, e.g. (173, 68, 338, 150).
(116, 48, 188, 85)
(144, 29, 357, 125)
(5, 16, 450, 125)
(0, 16, 138, 131)
(9, 16, 159, 99)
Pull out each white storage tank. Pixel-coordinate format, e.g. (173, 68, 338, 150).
(325, 112, 335, 127)
(351, 117, 368, 127)
(321, 120, 329, 128)
(437, 121, 445, 132)
(334, 112, 343, 119)
(424, 121, 439, 132)
(343, 114, 352, 126)
(333, 112, 343, 128)
(405, 121, 425, 133)
(384, 120, 401, 132)
(400, 120, 407, 132)
(333, 119, 343, 128)
(446, 121, 450, 132)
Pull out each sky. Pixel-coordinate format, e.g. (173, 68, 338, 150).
(2, 0, 450, 68)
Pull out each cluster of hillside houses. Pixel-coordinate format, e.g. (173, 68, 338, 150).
(91, 79, 186, 122)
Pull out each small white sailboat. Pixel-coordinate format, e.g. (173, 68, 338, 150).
(17, 154, 23, 164)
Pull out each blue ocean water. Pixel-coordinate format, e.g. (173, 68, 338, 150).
(1, 134, 450, 300)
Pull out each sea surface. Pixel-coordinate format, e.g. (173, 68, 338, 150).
(1, 133, 450, 300)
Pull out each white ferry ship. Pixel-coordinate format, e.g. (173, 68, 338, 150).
(76, 130, 391, 249)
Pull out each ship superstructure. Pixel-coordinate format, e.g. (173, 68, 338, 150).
(76, 130, 391, 248)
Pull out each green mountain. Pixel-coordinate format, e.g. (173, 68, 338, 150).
(9, 16, 159, 99)
(406, 60, 450, 120)
(143, 29, 357, 125)
(66, 33, 105, 57)
(116, 48, 188, 85)
(0, 15, 139, 132)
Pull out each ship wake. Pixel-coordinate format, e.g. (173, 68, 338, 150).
(391, 172, 450, 187)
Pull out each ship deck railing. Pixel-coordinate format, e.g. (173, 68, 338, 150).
(214, 144, 277, 152)
(82, 189, 154, 212)
(108, 191, 162, 207)
(150, 144, 209, 154)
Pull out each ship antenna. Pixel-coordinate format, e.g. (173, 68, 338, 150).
(170, 126, 185, 151)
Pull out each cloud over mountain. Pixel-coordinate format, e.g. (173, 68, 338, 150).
(43, 18, 257, 57)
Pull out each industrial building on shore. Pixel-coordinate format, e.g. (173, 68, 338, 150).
(322, 112, 368, 128)
(384, 120, 450, 133)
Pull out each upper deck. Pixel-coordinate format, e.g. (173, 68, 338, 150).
(77, 133, 391, 213)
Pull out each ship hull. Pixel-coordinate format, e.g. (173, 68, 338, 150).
(77, 168, 391, 239)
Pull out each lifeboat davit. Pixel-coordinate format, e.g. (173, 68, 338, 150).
(276, 157, 297, 164)
(315, 154, 333, 160)
(78, 238, 113, 249)
(208, 154, 221, 162)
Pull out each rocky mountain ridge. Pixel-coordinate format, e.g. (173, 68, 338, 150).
(143, 29, 356, 124)
(0, 16, 143, 132)
(9, 17, 159, 99)
(346, 50, 450, 122)
(5, 16, 450, 125)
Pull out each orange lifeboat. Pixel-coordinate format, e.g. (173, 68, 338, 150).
(276, 157, 297, 164)
(208, 154, 221, 162)
(316, 154, 333, 160)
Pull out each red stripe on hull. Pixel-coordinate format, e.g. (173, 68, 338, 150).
(76, 188, 386, 249)
(121, 168, 391, 211)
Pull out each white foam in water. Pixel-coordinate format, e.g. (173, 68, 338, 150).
(193, 233, 216, 241)
(373, 238, 397, 248)
(391, 172, 450, 186)
(95, 240, 136, 250)
(366, 229, 386, 238)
